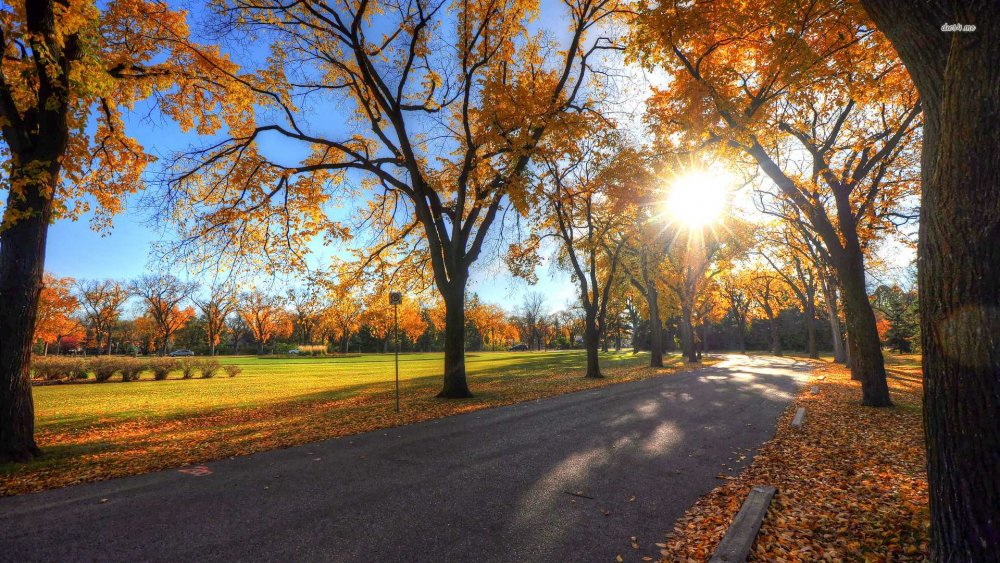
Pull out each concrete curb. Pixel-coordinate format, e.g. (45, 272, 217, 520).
(791, 407, 806, 427)
(709, 485, 777, 562)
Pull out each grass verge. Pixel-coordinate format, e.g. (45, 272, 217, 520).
(659, 354, 928, 561)
(2, 351, 713, 497)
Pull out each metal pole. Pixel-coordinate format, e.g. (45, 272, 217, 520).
(394, 302, 400, 413)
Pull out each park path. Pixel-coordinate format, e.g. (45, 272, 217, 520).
(0, 355, 810, 562)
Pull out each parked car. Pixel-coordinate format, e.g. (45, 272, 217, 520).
(168, 349, 195, 357)
(288, 348, 302, 355)
(508, 344, 529, 351)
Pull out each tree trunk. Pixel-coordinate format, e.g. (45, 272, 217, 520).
(582, 312, 602, 379)
(0, 175, 54, 463)
(647, 286, 664, 367)
(437, 281, 472, 398)
(806, 291, 818, 359)
(680, 305, 697, 363)
(859, 2, 1000, 557)
(822, 276, 846, 363)
(838, 253, 892, 406)
(768, 316, 783, 356)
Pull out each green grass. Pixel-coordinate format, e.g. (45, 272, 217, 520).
(34, 350, 645, 431)
(4, 349, 692, 496)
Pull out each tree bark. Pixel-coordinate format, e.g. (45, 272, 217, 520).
(647, 286, 664, 367)
(822, 275, 846, 364)
(437, 281, 472, 398)
(860, 1, 1000, 557)
(838, 251, 892, 406)
(805, 290, 818, 359)
(767, 316, 782, 356)
(582, 314, 602, 379)
(0, 175, 54, 462)
(680, 304, 697, 363)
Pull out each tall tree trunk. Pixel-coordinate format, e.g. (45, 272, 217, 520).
(0, 175, 54, 462)
(822, 276, 846, 363)
(582, 311, 602, 379)
(768, 316, 782, 356)
(838, 252, 892, 406)
(859, 2, 1000, 557)
(806, 290, 818, 359)
(680, 305, 697, 363)
(437, 280, 472, 398)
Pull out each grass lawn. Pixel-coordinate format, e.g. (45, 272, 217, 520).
(660, 352, 929, 560)
(2, 350, 704, 496)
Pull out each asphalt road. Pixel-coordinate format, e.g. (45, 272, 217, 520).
(0, 354, 809, 562)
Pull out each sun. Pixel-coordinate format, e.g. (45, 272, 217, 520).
(664, 170, 731, 229)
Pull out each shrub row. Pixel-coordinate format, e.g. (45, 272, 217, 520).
(31, 356, 241, 383)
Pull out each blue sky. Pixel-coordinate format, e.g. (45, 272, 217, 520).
(42, 0, 592, 315)
(40, 0, 914, 316)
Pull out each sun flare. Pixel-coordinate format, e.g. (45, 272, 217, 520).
(664, 170, 731, 229)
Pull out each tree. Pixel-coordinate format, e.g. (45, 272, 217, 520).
(165, 0, 626, 398)
(33, 274, 79, 355)
(130, 275, 199, 355)
(693, 278, 724, 358)
(0, 0, 239, 461)
(663, 216, 753, 363)
(287, 286, 325, 346)
(226, 314, 250, 354)
(518, 293, 547, 351)
(466, 298, 509, 352)
(871, 284, 918, 354)
(633, 0, 919, 406)
(855, 3, 1000, 556)
(757, 226, 821, 359)
(719, 271, 753, 354)
(622, 236, 668, 367)
(193, 286, 236, 356)
(76, 279, 130, 355)
(237, 290, 285, 355)
(362, 291, 427, 353)
(537, 134, 633, 377)
(322, 285, 364, 354)
(747, 267, 792, 356)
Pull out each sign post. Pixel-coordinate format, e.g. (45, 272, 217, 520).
(389, 292, 402, 413)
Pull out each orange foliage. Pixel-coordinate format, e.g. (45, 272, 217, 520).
(34, 274, 79, 346)
(0, 0, 244, 231)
